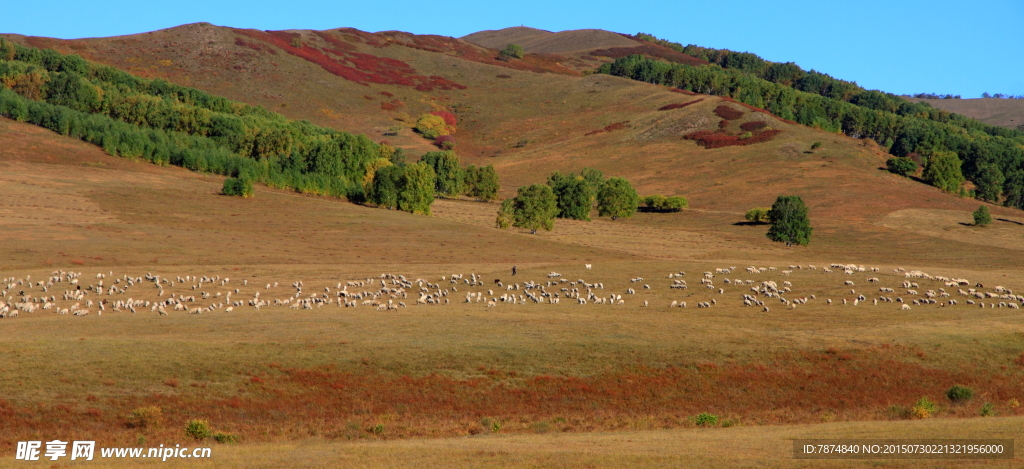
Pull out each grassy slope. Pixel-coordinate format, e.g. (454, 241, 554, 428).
(907, 97, 1024, 130)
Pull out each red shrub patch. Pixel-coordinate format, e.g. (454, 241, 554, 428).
(375, 31, 579, 76)
(658, 99, 703, 111)
(232, 29, 466, 91)
(234, 37, 277, 55)
(740, 121, 768, 131)
(379, 91, 394, 98)
(585, 121, 630, 136)
(380, 99, 404, 111)
(714, 105, 744, 120)
(163, 379, 178, 388)
(718, 119, 729, 129)
(430, 111, 457, 128)
(684, 129, 783, 149)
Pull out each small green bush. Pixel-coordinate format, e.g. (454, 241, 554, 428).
(184, 419, 211, 440)
(643, 195, 688, 212)
(222, 177, 254, 197)
(744, 207, 770, 223)
(946, 384, 974, 403)
(481, 417, 501, 433)
(980, 402, 996, 417)
(498, 44, 525, 60)
(973, 206, 991, 226)
(695, 412, 719, 427)
(212, 432, 238, 444)
(811, 141, 822, 150)
(886, 157, 917, 176)
(370, 424, 385, 435)
(912, 397, 936, 419)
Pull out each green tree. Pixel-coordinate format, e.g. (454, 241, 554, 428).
(498, 44, 525, 60)
(597, 177, 639, 220)
(369, 164, 403, 209)
(581, 167, 604, 195)
(923, 151, 965, 193)
(397, 162, 435, 215)
(464, 164, 500, 200)
(766, 196, 812, 246)
(420, 150, 463, 196)
(886, 157, 917, 177)
(973, 205, 991, 226)
(508, 184, 558, 234)
(643, 195, 666, 210)
(663, 196, 688, 211)
(495, 198, 515, 229)
(548, 172, 594, 220)
(973, 164, 1005, 202)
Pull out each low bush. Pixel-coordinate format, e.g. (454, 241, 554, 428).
(222, 177, 254, 197)
(184, 419, 211, 440)
(643, 195, 687, 212)
(911, 397, 936, 419)
(212, 432, 238, 444)
(498, 44, 525, 61)
(886, 157, 917, 176)
(980, 403, 996, 417)
(973, 206, 991, 226)
(695, 412, 719, 427)
(745, 207, 770, 223)
(128, 406, 163, 429)
(946, 384, 974, 403)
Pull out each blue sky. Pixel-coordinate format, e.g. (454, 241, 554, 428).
(3, 0, 1021, 97)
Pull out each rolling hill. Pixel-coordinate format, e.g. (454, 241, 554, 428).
(906, 96, 1024, 130)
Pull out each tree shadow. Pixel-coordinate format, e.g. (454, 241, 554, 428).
(958, 222, 975, 226)
(997, 218, 1024, 226)
(733, 221, 768, 226)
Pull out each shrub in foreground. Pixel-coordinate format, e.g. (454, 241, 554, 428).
(946, 384, 974, 403)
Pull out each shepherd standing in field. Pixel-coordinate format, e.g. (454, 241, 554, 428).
(512, 265, 517, 276)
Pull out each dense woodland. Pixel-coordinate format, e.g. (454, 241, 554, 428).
(0, 39, 433, 207)
(614, 34, 1024, 209)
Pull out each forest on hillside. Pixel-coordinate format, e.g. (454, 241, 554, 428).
(604, 35, 1024, 209)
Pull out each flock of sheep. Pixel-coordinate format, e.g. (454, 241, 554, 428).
(1, 262, 1022, 320)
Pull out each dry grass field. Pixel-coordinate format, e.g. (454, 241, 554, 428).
(2, 24, 1024, 467)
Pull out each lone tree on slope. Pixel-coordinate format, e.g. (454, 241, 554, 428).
(766, 195, 812, 246)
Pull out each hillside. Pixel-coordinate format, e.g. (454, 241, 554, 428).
(907, 97, 1024, 130)
(3, 23, 1015, 222)
(461, 27, 640, 53)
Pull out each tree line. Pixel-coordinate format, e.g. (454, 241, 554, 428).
(496, 169, 686, 233)
(366, 150, 500, 215)
(0, 39, 475, 210)
(597, 53, 1024, 209)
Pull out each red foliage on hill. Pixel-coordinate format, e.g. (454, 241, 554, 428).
(430, 111, 458, 128)
(234, 37, 277, 55)
(740, 121, 769, 131)
(588, 44, 709, 67)
(714, 105, 744, 120)
(376, 31, 580, 76)
(232, 29, 466, 91)
(658, 99, 703, 111)
(584, 121, 630, 136)
(380, 99, 404, 111)
(684, 129, 783, 149)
